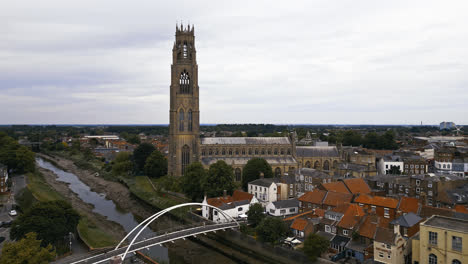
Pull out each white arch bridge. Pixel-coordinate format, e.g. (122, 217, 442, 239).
(66, 203, 240, 264)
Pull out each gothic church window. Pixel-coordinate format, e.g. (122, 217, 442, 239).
(242, 149, 246, 155)
(314, 161, 320, 169)
(229, 149, 233, 155)
(222, 149, 226, 155)
(188, 110, 193, 131)
(323, 160, 330, 171)
(179, 70, 191, 94)
(179, 109, 184, 131)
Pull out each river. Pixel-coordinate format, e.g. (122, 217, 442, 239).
(36, 158, 169, 262)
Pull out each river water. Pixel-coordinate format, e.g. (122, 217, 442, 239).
(36, 158, 169, 262)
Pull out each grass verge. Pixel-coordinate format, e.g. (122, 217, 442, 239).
(77, 216, 118, 249)
(26, 171, 65, 202)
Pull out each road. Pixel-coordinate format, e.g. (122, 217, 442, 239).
(0, 174, 26, 251)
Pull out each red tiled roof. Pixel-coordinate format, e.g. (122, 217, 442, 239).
(354, 194, 398, 208)
(455, 205, 468, 214)
(291, 218, 308, 231)
(323, 191, 353, 207)
(354, 194, 373, 204)
(232, 190, 253, 202)
(332, 203, 351, 214)
(419, 205, 454, 219)
(284, 210, 314, 221)
(337, 204, 365, 229)
(343, 178, 371, 194)
(359, 215, 378, 239)
(398, 197, 420, 214)
(314, 208, 325, 217)
(207, 190, 253, 208)
(206, 196, 233, 208)
(298, 190, 327, 204)
(321, 181, 350, 194)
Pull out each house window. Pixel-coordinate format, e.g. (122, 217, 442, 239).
(384, 208, 390, 218)
(429, 254, 437, 264)
(452, 236, 462, 251)
(428, 182, 432, 188)
(386, 244, 391, 249)
(428, 191, 433, 196)
(371, 205, 376, 212)
(289, 208, 295, 213)
(270, 209, 275, 214)
(429, 231, 438, 245)
(238, 207, 243, 211)
(416, 188, 420, 194)
(343, 230, 348, 236)
(416, 180, 420, 186)
(325, 225, 331, 233)
(379, 252, 384, 258)
(387, 254, 391, 259)
(280, 209, 286, 215)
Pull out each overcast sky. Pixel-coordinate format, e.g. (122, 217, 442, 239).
(2, 1, 468, 125)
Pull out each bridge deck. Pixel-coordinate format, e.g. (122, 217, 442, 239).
(62, 222, 238, 264)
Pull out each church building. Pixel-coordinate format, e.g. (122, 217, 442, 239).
(168, 25, 339, 179)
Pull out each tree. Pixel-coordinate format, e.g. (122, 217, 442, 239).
(342, 130, 362, 146)
(10, 200, 80, 247)
(0, 133, 35, 173)
(203, 160, 235, 197)
(111, 152, 133, 176)
(302, 233, 330, 261)
(126, 134, 141, 145)
(14, 146, 35, 173)
(0, 232, 55, 264)
(133, 143, 156, 172)
(247, 203, 265, 227)
(363, 132, 379, 149)
(241, 158, 273, 190)
(181, 162, 207, 201)
(144, 150, 167, 178)
(256, 217, 289, 244)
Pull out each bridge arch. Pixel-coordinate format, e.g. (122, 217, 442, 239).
(116, 203, 239, 261)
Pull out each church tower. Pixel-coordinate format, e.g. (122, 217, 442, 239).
(168, 24, 200, 176)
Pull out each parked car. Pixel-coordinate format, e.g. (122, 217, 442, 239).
(9, 210, 17, 216)
(2, 221, 12, 227)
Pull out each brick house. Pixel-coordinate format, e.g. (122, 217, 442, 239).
(354, 194, 399, 220)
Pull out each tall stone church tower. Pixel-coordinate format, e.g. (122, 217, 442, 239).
(168, 24, 200, 176)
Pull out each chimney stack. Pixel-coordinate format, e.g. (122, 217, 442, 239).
(260, 172, 264, 179)
(223, 190, 227, 198)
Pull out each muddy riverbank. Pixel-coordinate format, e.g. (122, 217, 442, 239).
(38, 153, 241, 264)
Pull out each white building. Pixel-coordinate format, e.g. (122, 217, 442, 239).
(248, 177, 280, 205)
(266, 199, 299, 217)
(202, 190, 259, 223)
(377, 155, 404, 175)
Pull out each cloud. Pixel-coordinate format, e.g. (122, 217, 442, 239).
(1, 0, 467, 124)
